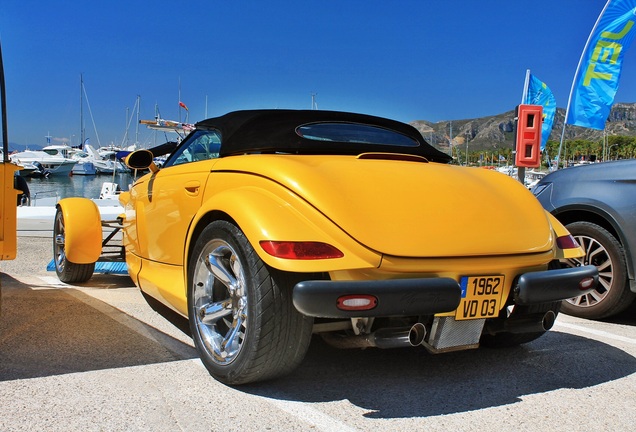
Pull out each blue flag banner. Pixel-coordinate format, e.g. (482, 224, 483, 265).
(525, 74, 556, 150)
(566, 0, 636, 130)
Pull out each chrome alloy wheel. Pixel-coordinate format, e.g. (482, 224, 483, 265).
(192, 239, 248, 365)
(53, 211, 67, 273)
(562, 233, 612, 308)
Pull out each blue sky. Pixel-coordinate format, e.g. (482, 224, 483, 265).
(1, 0, 633, 148)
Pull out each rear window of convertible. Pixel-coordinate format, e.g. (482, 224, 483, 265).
(296, 122, 418, 147)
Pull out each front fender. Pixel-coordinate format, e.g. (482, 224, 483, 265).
(56, 198, 102, 264)
(189, 185, 382, 273)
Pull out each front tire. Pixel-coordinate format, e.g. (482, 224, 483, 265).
(53, 208, 95, 283)
(560, 221, 635, 319)
(187, 220, 313, 385)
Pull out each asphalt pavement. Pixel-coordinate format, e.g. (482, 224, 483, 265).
(1, 235, 635, 431)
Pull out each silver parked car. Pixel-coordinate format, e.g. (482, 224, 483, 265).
(533, 160, 636, 319)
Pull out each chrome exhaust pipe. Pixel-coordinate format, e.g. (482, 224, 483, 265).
(502, 310, 557, 334)
(372, 323, 427, 349)
(320, 323, 427, 349)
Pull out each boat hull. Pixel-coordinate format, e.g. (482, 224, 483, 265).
(10, 150, 77, 177)
(42, 160, 76, 176)
(72, 161, 97, 175)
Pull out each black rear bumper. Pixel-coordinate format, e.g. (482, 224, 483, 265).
(292, 265, 598, 318)
(513, 264, 598, 305)
(293, 278, 461, 318)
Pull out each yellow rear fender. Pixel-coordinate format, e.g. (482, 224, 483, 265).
(546, 212, 585, 260)
(56, 198, 102, 264)
(189, 186, 382, 273)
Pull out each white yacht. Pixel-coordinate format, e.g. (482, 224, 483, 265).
(9, 145, 77, 177)
(85, 144, 129, 174)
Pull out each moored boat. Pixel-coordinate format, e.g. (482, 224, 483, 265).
(72, 160, 97, 175)
(85, 144, 129, 174)
(9, 148, 77, 176)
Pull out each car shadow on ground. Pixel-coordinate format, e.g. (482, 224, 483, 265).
(60, 272, 135, 289)
(3, 265, 634, 418)
(557, 300, 636, 326)
(0, 273, 197, 382)
(602, 301, 636, 326)
(42, 271, 192, 336)
(241, 330, 636, 418)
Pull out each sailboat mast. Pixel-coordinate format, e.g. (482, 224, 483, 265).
(135, 95, 140, 147)
(125, 107, 129, 146)
(80, 73, 84, 148)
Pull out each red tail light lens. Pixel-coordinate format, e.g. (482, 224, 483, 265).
(579, 277, 595, 290)
(260, 241, 344, 260)
(557, 234, 580, 249)
(336, 295, 378, 311)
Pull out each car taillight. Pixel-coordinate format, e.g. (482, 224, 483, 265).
(259, 241, 344, 260)
(336, 295, 378, 311)
(579, 277, 595, 290)
(557, 234, 579, 249)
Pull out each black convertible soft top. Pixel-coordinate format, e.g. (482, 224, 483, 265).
(195, 109, 452, 163)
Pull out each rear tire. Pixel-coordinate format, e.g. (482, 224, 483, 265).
(53, 208, 95, 283)
(187, 220, 313, 385)
(560, 221, 635, 319)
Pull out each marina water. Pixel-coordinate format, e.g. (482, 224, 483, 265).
(24, 172, 134, 203)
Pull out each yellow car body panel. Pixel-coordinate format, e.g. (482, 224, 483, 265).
(57, 198, 102, 264)
(210, 154, 555, 257)
(122, 162, 212, 265)
(118, 151, 584, 319)
(120, 166, 384, 311)
(135, 258, 188, 315)
(192, 172, 383, 272)
(376, 249, 556, 317)
(124, 248, 142, 287)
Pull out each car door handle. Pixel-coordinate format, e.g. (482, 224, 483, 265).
(184, 181, 201, 196)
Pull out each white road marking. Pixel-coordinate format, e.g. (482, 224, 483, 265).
(36, 275, 70, 287)
(268, 399, 360, 432)
(555, 321, 636, 345)
(189, 359, 359, 432)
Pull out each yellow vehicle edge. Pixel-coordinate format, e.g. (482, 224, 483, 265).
(56, 198, 102, 264)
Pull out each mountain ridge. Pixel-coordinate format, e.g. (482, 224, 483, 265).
(410, 102, 636, 153)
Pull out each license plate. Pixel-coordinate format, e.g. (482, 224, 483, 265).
(455, 275, 504, 320)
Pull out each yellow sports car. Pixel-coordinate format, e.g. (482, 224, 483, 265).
(53, 109, 598, 385)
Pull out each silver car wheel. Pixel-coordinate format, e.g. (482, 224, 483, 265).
(192, 239, 248, 365)
(562, 234, 612, 308)
(54, 210, 67, 274)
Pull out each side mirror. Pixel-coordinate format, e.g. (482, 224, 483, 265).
(125, 150, 159, 173)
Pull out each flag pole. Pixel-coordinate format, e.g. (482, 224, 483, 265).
(516, 70, 531, 183)
(557, 0, 611, 169)
(521, 69, 531, 104)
